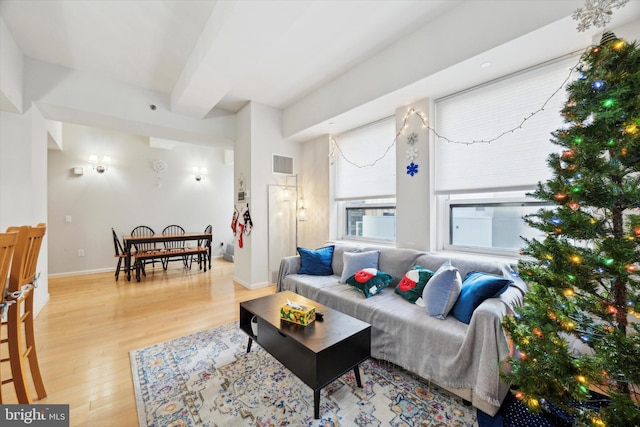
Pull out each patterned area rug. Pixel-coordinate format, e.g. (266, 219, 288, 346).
(130, 321, 478, 426)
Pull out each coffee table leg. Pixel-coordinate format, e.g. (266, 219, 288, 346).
(314, 389, 320, 419)
(246, 337, 253, 353)
(353, 366, 362, 388)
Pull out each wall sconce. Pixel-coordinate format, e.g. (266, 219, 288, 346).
(193, 167, 207, 181)
(89, 154, 111, 173)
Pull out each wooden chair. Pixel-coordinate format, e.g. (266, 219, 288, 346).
(191, 224, 212, 270)
(112, 228, 132, 281)
(2, 224, 47, 403)
(0, 231, 18, 403)
(130, 225, 158, 278)
(161, 225, 188, 270)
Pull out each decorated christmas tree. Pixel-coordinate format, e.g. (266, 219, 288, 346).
(502, 32, 640, 426)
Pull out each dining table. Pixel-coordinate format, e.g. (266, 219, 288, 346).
(122, 232, 212, 281)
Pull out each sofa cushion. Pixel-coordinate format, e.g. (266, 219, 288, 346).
(422, 260, 462, 319)
(364, 246, 424, 285)
(339, 250, 380, 283)
(346, 268, 394, 298)
(451, 271, 512, 324)
(331, 244, 363, 277)
(297, 246, 334, 275)
(395, 266, 435, 303)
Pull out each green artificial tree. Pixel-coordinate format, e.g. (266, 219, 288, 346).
(502, 32, 640, 426)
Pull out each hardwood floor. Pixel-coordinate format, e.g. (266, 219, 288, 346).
(0, 259, 275, 426)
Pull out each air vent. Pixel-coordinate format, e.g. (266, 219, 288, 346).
(272, 154, 294, 175)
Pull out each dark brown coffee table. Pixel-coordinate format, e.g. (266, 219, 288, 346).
(239, 290, 371, 419)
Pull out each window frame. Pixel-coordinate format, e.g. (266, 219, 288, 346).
(438, 195, 550, 257)
(338, 198, 396, 243)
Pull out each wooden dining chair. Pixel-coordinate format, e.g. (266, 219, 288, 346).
(130, 225, 159, 275)
(2, 224, 47, 403)
(191, 224, 212, 270)
(0, 231, 18, 403)
(112, 228, 131, 281)
(161, 225, 187, 270)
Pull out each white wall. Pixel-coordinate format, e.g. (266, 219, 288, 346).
(395, 98, 433, 251)
(47, 122, 233, 275)
(0, 105, 50, 316)
(0, 17, 23, 114)
(298, 134, 330, 249)
(233, 101, 300, 288)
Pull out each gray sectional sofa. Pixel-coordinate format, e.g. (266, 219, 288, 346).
(276, 243, 527, 416)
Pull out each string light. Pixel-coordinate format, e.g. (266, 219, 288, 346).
(329, 53, 583, 167)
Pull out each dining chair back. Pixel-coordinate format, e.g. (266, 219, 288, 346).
(2, 223, 47, 403)
(0, 232, 18, 304)
(162, 225, 187, 269)
(130, 225, 156, 252)
(0, 231, 18, 403)
(130, 225, 158, 273)
(112, 228, 128, 281)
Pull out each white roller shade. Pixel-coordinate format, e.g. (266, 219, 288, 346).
(334, 117, 396, 200)
(434, 56, 577, 194)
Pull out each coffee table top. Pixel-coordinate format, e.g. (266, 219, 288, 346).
(240, 290, 370, 353)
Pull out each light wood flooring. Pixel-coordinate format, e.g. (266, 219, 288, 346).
(1, 259, 275, 426)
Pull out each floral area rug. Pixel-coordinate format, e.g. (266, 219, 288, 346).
(130, 321, 478, 426)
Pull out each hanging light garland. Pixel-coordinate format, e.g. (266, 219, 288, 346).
(330, 54, 583, 168)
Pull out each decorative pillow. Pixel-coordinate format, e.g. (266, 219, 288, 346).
(297, 246, 334, 276)
(395, 266, 435, 303)
(422, 260, 462, 319)
(339, 250, 380, 283)
(346, 268, 394, 298)
(451, 271, 513, 324)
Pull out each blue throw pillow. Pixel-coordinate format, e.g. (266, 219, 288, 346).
(422, 260, 461, 319)
(346, 268, 394, 298)
(451, 271, 513, 324)
(339, 250, 380, 283)
(297, 246, 334, 276)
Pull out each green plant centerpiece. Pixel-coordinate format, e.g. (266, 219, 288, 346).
(502, 33, 639, 426)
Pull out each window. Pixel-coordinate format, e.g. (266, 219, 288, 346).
(434, 55, 577, 254)
(333, 117, 396, 242)
(447, 199, 548, 254)
(344, 199, 396, 241)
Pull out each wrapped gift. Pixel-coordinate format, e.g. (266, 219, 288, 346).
(280, 300, 316, 326)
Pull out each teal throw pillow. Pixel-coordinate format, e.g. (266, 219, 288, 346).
(339, 250, 380, 283)
(451, 271, 513, 324)
(297, 246, 334, 276)
(395, 266, 435, 303)
(347, 268, 394, 298)
(422, 260, 462, 319)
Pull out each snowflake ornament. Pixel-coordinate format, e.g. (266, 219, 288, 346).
(572, 0, 629, 32)
(406, 147, 419, 161)
(406, 162, 419, 177)
(406, 132, 419, 145)
(152, 160, 167, 174)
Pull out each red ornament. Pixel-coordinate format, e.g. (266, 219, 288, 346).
(568, 202, 580, 211)
(635, 227, 640, 237)
(555, 193, 567, 201)
(562, 149, 574, 159)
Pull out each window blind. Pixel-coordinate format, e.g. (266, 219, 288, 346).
(434, 56, 577, 194)
(334, 117, 396, 200)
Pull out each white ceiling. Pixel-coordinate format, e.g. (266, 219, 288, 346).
(0, 0, 457, 113)
(1, 0, 639, 143)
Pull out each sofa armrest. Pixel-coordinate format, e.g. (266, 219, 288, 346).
(276, 255, 301, 291)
